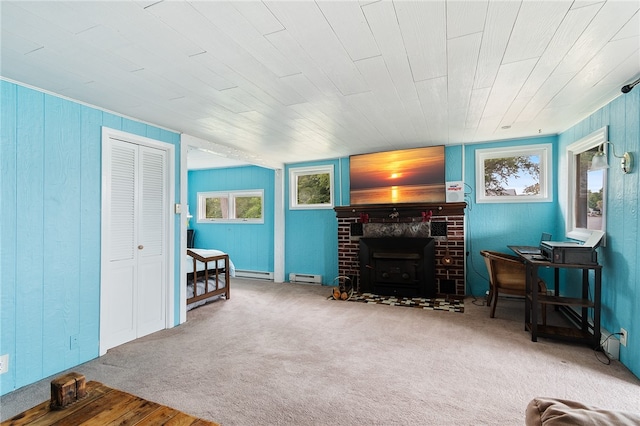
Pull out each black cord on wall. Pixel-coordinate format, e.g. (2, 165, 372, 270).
(463, 183, 490, 306)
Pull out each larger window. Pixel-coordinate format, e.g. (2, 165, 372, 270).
(566, 127, 607, 241)
(289, 165, 334, 209)
(475, 144, 552, 203)
(197, 190, 264, 223)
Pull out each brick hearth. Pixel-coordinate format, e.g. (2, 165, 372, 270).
(335, 203, 466, 296)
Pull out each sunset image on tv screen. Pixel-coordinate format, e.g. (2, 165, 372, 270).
(350, 146, 445, 205)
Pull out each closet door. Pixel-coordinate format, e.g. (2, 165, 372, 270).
(101, 138, 167, 353)
(136, 147, 167, 337)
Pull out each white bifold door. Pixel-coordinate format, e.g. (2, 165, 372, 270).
(101, 136, 169, 355)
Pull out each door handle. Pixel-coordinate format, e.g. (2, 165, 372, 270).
(138, 245, 144, 250)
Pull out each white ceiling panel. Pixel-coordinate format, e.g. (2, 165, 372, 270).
(503, 1, 573, 63)
(14, 1, 97, 34)
(223, 86, 304, 125)
(343, 90, 400, 143)
(474, 114, 504, 140)
(16, 47, 93, 90)
(264, 29, 342, 98)
(355, 56, 402, 109)
(556, 0, 640, 75)
(362, 2, 420, 104)
(448, 32, 484, 142)
(446, 1, 488, 39)
(594, 51, 640, 95)
(465, 87, 492, 130)
(1, 47, 76, 93)
(474, 1, 521, 89)
(395, 1, 447, 82)
(612, 10, 640, 41)
(515, 72, 576, 125)
(188, 1, 300, 78)
(518, 2, 602, 99)
(316, 1, 380, 61)
(570, 1, 605, 10)
(0, 30, 42, 56)
(362, 2, 406, 60)
(142, 3, 241, 60)
(447, 33, 483, 125)
(62, 81, 146, 111)
(265, 1, 369, 96)
(279, 73, 321, 104)
(187, 53, 241, 91)
(199, 89, 254, 115)
(232, 1, 285, 35)
(1, 3, 70, 50)
(1, 0, 638, 168)
(483, 58, 538, 122)
(499, 97, 532, 130)
(547, 36, 640, 109)
(416, 76, 449, 143)
(75, 25, 132, 52)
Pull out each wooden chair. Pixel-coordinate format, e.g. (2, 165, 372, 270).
(480, 250, 547, 324)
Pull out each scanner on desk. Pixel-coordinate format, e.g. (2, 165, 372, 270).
(540, 231, 604, 264)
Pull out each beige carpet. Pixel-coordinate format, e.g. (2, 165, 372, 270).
(2, 278, 639, 425)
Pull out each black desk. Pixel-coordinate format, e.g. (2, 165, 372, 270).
(509, 246, 602, 347)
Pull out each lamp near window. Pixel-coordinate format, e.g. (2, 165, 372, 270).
(591, 142, 633, 174)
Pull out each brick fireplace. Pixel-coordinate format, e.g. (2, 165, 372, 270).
(335, 203, 466, 296)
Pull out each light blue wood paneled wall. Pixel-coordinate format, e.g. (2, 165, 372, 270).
(0, 81, 180, 395)
(188, 166, 275, 272)
(558, 89, 639, 378)
(445, 144, 464, 182)
(284, 159, 343, 284)
(463, 135, 559, 296)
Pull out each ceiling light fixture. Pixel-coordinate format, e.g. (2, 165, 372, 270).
(621, 77, 640, 93)
(591, 142, 634, 174)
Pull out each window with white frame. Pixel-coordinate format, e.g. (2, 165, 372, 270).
(197, 190, 264, 223)
(566, 127, 607, 242)
(289, 165, 334, 209)
(475, 144, 552, 203)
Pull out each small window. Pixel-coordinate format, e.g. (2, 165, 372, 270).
(197, 190, 264, 223)
(566, 127, 607, 241)
(289, 165, 334, 209)
(475, 144, 552, 203)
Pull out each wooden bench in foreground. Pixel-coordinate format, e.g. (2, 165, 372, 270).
(2, 373, 219, 425)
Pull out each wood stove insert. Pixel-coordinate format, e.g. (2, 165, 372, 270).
(359, 237, 436, 298)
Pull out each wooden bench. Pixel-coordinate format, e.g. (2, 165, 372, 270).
(2, 373, 219, 425)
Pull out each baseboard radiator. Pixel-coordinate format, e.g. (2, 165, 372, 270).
(235, 270, 274, 280)
(289, 273, 322, 284)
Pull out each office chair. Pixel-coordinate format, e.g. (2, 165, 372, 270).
(480, 250, 547, 324)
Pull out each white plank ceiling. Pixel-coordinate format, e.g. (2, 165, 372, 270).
(2, 0, 639, 169)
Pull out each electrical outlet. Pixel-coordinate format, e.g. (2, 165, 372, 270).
(620, 328, 628, 347)
(600, 329, 620, 360)
(70, 334, 79, 350)
(0, 354, 9, 374)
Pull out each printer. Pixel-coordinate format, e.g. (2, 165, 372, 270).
(540, 231, 604, 265)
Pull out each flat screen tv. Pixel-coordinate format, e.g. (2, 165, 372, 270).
(349, 146, 445, 205)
